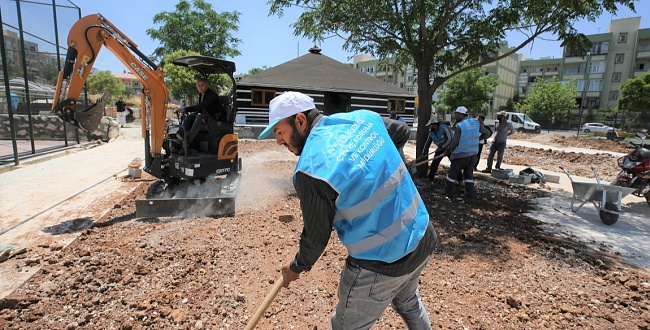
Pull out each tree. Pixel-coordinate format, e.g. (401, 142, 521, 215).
(86, 71, 126, 98)
(40, 64, 58, 85)
(161, 50, 233, 104)
(436, 68, 498, 116)
(618, 71, 650, 113)
(269, 0, 636, 176)
(519, 77, 576, 128)
(247, 66, 271, 76)
(146, 0, 242, 61)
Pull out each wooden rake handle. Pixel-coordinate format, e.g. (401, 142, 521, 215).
(244, 274, 285, 330)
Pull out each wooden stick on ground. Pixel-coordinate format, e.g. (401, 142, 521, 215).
(244, 274, 285, 330)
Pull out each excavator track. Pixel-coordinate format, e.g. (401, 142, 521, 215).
(135, 172, 240, 218)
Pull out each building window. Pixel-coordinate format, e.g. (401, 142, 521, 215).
(612, 72, 621, 82)
(251, 89, 276, 106)
(618, 33, 628, 43)
(387, 98, 406, 113)
(609, 91, 618, 100)
(132, 81, 140, 88)
(615, 54, 624, 64)
(590, 41, 609, 54)
(586, 79, 602, 92)
(588, 61, 606, 73)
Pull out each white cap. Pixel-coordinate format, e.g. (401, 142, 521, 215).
(258, 91, 316, 139)
(426, 117, 439, 126)
(455, 106, 468, 115)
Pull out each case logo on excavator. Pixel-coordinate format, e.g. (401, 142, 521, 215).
(130, 63, 148, 80)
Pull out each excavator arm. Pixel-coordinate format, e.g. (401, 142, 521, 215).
(52, 13, 169, 157)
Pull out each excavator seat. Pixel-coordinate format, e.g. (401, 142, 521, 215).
(192, 95, 235, 154)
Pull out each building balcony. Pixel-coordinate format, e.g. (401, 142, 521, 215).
(565, 57, 586, 63)
(563, 74, 584, 80)
(634, 69, 649, 77)
(637, 50, 650, 59)
(576, 91, 602, 98)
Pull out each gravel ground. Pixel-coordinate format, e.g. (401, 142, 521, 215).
(1, 138, 648, 329)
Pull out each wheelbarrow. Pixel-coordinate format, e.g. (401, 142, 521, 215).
(559, 166, 637, 225)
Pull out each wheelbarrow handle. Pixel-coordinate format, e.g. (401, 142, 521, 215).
(245, 274, 285, 330)
(558, 165, 574, 183)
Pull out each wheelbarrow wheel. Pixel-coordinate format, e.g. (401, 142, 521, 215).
(599, 202, 619, 225)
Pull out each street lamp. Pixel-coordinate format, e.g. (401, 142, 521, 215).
(576, 52, 591, 137)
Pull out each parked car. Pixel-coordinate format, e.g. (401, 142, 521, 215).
(490, 112, 541, 133)
(581, 123, 616, 133)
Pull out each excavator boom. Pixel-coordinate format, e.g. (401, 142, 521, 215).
(51, 13, 169, 157)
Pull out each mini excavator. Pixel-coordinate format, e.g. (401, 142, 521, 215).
(52, 14, 241, 218)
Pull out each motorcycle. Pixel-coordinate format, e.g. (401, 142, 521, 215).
(614, 132, 650, 207)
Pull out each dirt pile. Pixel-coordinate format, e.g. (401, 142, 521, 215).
(510, 133, 630, 154)
(1, 140, 648, 329)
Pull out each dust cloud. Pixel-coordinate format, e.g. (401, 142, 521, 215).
(236, 149, 297, 213)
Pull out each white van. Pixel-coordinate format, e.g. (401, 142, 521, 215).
(502, 112, 541, 133)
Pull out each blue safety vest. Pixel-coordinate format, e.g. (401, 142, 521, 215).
(452, 118, 480, 155)
(428, 123, 449, 147)
(295, 110, 429, 263)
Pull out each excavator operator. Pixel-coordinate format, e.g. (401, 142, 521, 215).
(178, 78, 232, 147)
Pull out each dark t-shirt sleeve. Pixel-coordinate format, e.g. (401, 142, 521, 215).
(290, 171, 337, 273)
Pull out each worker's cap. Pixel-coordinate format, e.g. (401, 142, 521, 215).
(258, 91, 316, 139)
(455, 106, 469, 115)
(497, 111, 507, 117)
(426, 117, 439, 126)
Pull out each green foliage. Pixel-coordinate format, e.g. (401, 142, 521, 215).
(86, 71, 126, 97)
(519, 77, 577, 125)
(247, 66, 270, 76)
(618, 71, 650, 113)
(437, 68, 498, 116)
(162, 50, 233, 104)
(146, 0, 242, 61)
(585, 108, 596, 122)
(39, 64, 58, 85)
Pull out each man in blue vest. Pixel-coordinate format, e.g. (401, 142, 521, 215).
(259, 91, 438, 329)
(443, 106, 491, 200)
(420, 117, 452, 181)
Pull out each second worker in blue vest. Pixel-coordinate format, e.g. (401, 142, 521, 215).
(258, 91, 438, 329)
(442, 106, 492, 200)
(421, 117, 452, 181)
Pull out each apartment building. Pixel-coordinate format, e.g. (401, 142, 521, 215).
(352, 43, 519, 114)
(2, 30, 58, 83)
(518, 17, 650, 112)
(113, 71, 141, 96)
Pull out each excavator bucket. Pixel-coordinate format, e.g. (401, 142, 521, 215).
(53, 93, 107, 131)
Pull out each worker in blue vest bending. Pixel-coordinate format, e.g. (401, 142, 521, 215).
(259, 91, 438, 329)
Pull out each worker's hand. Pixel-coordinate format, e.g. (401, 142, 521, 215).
(280, 263, 300, 288)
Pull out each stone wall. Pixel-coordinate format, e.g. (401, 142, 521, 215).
(0, 114, 119, 142)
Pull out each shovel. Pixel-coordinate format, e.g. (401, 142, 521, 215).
(245, 273, 285, 330)
(407, 150, 437, 173)
(409, 153, 446, 175)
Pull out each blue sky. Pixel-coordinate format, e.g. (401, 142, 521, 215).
(65, 0, 647, 75)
